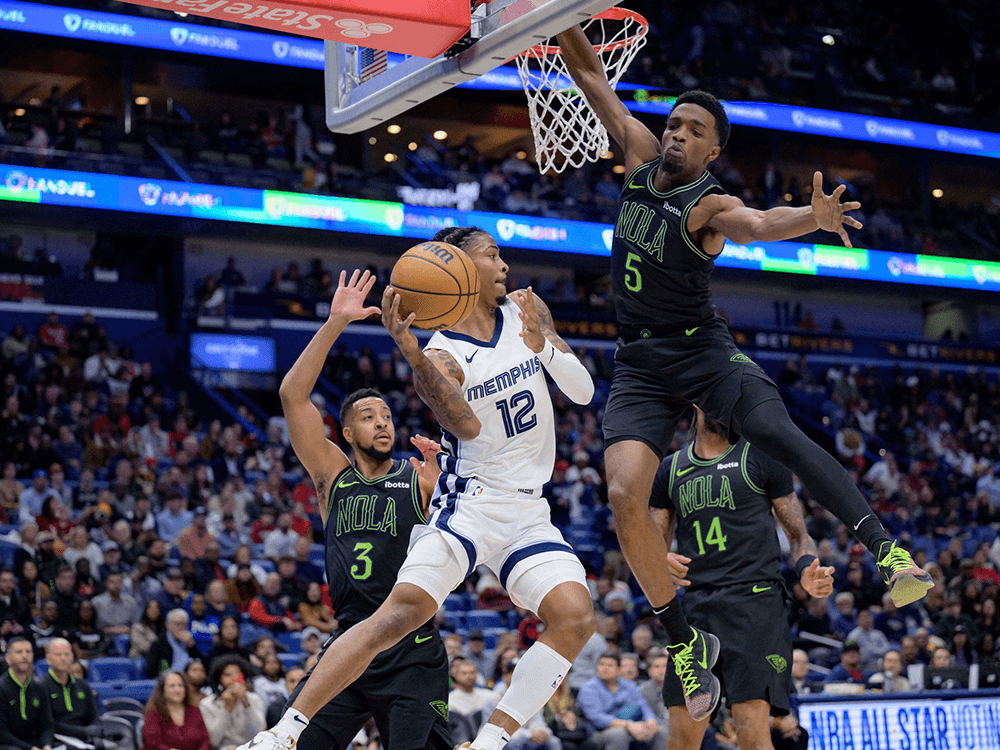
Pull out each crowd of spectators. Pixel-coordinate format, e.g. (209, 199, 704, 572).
(2, 297, 1000, 750)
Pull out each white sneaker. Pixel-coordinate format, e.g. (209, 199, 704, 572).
(236, 730, 297, 750)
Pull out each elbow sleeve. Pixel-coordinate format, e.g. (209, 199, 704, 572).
(539, 340, 595, 405)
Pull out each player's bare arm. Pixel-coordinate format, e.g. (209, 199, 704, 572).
(689, 171, 864, 254)
(555, 25, 659, 170)
(651, 507, 691, 588)
(409, 434, 441, 517)
(771, 491, 835, 598)
(280, 270, 380, 520)
(381, 286, 482, 441)
(511, 288, 571, 354)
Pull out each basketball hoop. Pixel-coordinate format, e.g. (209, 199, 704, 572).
(515, 7, 648, 174)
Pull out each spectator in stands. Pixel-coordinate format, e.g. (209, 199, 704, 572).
(186, 658, 212, 704)
(868, 650, 911, 694)
(544, 679, 589, 750)
(214, 512, 246, 560)
(127, 556, 164, 608)
(92, 569, 140, 637)
(568, 631, 608, 693)
(30, 597, 67, 658)
(296, 581, 335, 633)
(158, 491, 195, 544)
(199, 275, 226, 315)
(790, 649, 815, 696)
(17, 559, 44, 622)
(265, 666, 305, 726)
(143, 670, 211, 750)
(34, 530, 64, 586)
(204, 580, 238, 622)
(276, 557, 306, 609)
(49, 563, 81, 629)
(292, 536, 323, 585)
(130, 599, 164, 659)
(2, 325, 30, 362)
(846, 608, 891, 671)
(577, 652, 667, 750)
(929, 647, 954, 669)
(449, 657, 496, 745)
(97, 540, 128, 579)
(637, 649, 669, 731)
(71, 599, 111, 661)
(147, 608, 202, 678)
(158, 568, 188, 612)
(830, 592, 858, 640)
(247, 573, 300, 632)
(43, 637, 100, 743)
(38, 312, 68, 353)
(199, 655, 266, 750)
(263, 512, 298, 560)
(252, 654, 287, 707)
(0, 567, 31, 641)
(0, 636, 54, 750)
(299, 627, 323, 660)
(18, 469, 58, 527)
(206, 616, 251, 669)
(62, 526, 102, 574)
(178, 508, 216, 561)
(617, 653, 640, 682)
(825, 641, 868, 686)
(225, 563, 261, 613)
(26, 122, 50, 166)
(462, 630, 493, 683)
(0, 462, 24, 518)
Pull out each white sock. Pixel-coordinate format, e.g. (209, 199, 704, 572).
(470, 723, 511, 750)
(274, 708, 310, 740)
(493, 640, 572, 726)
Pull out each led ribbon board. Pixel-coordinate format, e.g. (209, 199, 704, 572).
(4, 164, 1000, 293)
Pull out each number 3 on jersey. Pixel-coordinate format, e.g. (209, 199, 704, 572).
(495, 390, 536, 439)
(350, 542, 373, 580)
(624, 252, 643, 292)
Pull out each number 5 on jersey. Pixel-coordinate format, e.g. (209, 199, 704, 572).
(624, 252, 643, 292)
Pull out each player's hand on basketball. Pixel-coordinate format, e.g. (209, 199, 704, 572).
(666, 552, 691, 588)
(381, 285, 419, 354)
(409, 434, 441, 483)
(800, 557, 835, 598)
(811, 171, 863, 248)
(330, 269, 381, 323)
(513, 287, 546, 354)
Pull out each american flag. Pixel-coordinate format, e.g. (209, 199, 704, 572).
(358, 47, 388, 83)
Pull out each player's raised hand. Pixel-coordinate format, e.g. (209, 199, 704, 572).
(409, 434, 441, 485)
(381, 286, 419, 354)
(330, 269, 381, 323)
(800, 557, 835, 598)
(811, 171, 863, 248)
(666, 552, 691, 588)
(513, 287, 546, 354)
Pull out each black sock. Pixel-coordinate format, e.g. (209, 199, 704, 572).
(654, 599, 692, 645)
(735, 395, 892, 558)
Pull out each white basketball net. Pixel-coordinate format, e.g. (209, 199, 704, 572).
(515, 9, 647, 174)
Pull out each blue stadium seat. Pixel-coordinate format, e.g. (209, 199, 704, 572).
(483, 628, 509, 650)
(465, 611, 503, 630)
(257, 559, 276, 574)
(239, 623, 272, 647)
(34, 659, 49, 678)
(112, 633, 131, 657)
(443, 593, 470, 613)
(90, 657, 136, 682)
(132, 658, 145, 680)
(115, 679, 157, 704)
(275, 631, 303, 653)
(278, 653, 305, 670)
(0, 540, 18, 569)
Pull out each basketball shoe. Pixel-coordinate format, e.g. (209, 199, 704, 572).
(237, 727, 298, 750)
(666, 626, 720, 721)
(877, 541, 933, 606)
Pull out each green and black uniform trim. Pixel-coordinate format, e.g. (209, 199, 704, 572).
(651, 438, 796, 715)
(0, 669, 55, 750)
(43, 670, 99, 741)
(286, 458, 451, 750)
(612, 159, 727, 329)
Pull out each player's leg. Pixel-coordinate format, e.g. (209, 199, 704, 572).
(666, 706, 710, 750)
(284, 681, 370, 750)
(729, 701, 775, 750)
(731, 377, 931, 605)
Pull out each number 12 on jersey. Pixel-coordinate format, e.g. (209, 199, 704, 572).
(692, 516, 727, 555)
(495, 390, 536, 439)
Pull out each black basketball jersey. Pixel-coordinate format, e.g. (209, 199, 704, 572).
(611, 160, 727, 329)
(649, 439, 794, 591)
(324, 459, 426, 625)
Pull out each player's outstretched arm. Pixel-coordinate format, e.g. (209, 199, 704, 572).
(771, 492, 835, 598)
(280, 270, 380, 520)
(512, 288, 594, 405)
(692, 171, 863, 251)
(555, 25, 659, 170)
(381, 287, 482, 441)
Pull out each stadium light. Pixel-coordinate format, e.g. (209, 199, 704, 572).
(822, 34, 835, 45)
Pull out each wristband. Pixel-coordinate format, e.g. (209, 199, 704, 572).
(538, 337, 556, 365)
(794, 554, 818, 580)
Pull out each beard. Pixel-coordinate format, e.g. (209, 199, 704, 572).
(357, 442, 393, 462)
(660, 155, 684, 174)
(495, 294, 507, 306)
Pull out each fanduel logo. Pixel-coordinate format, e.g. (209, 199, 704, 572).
(0, 8, 27, 23)
(602, 229, 614, 251)
(936, 129, 985, 151)
(63, 13, 81, 32)
(864, 120, 915, 141)
(170, 26, 188, 45)
(791, 110, 843, 132)
(717, 462, 738, 470)
(272, 40, 289, 58)
(662, 202, 682, 217)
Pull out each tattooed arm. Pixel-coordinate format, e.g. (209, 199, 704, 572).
(381, 287, 481, 441)
(772, 492, 835, 598)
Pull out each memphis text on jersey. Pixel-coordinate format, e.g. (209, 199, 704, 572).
(466, 354, 542, 402)
(676, 474, 736, 519)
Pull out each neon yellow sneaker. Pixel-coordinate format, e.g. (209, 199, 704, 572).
(877, 541, 933, 606)
(666, 627, 720, 721)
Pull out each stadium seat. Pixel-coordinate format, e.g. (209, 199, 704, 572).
(112, 633, 131, 657)
(278, 652, 305, 670)
(275, 631, 303, 653)
(0, 540, 18, 568)
(90, 657, 136, 682)
(34, 659, 49, 678)
(101, 697, 146, 714)
(115, 679, 157, 704)
(239, 623, 272, 647)
(465, 611, 503, 630)
(443, 593, 470, 613)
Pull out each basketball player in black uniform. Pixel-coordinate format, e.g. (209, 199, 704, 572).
(276, 268, 451, 750)
(556, 24, 930, 718)
(650, 407, 834, 750)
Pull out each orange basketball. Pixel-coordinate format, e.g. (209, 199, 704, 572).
(390, 242, 480, 331)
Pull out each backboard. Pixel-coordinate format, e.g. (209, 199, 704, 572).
(324, 0, 622, 134)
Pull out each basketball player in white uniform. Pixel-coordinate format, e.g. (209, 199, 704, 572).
(241, 227, 598, 750)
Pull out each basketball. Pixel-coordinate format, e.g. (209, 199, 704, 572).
(389, 241, 481, 331)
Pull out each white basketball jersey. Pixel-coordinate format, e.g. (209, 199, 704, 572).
(425, 299, 555, 494)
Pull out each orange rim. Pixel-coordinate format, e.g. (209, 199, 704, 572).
(520, 7, 647, 60)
